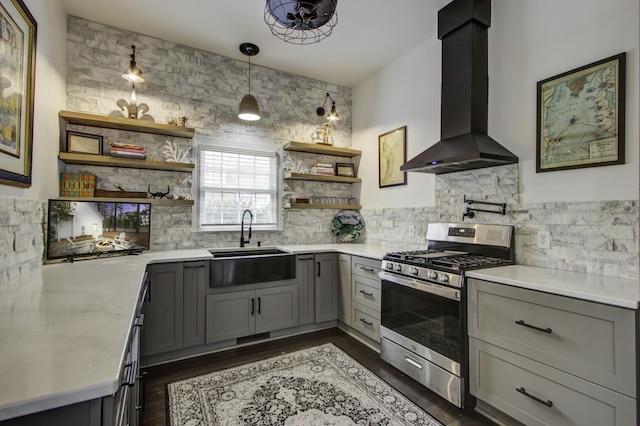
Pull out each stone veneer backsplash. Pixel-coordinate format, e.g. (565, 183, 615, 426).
(364, 164, 639, 280)
(0, 196, 46, 284)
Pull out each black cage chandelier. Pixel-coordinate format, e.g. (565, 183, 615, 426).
(264, 0, 338, 45)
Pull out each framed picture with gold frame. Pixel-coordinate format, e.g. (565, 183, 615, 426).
(67, 132, 103, 155)
(378, 126, 407, 187)
(0, 0, 37, 188)
(536, 52, 626, 172)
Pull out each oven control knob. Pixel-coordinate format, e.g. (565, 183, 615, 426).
(395, 264, 402, 272)
(439, 274, 449, 283)
(386, 262, 394, 270)
(410, 267, 419, 275)
(428, 270, 438, 280)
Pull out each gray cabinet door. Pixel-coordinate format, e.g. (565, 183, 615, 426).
(142, 263, 184, 356)
(297, 255, 316, 325)
(256, 285, 299, 333)
(338, 254, 352, 324)
(183, 261, 208, 348)
(206, 290, 255, 343)
(315, 253, 338, 322)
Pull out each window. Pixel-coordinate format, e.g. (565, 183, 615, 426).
(196, 138, 281, 231)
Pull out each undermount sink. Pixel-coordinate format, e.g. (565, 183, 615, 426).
(208, 247, 295, 287)
(208, 247, 290, 258)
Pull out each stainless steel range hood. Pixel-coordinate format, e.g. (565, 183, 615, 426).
(401, 0, 518, 175)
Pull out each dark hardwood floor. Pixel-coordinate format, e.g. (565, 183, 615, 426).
(140, 328, 497, 426)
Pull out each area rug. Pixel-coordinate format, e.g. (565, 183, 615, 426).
(167, 343, 444, 425)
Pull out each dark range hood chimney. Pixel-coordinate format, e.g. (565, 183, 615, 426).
(401, 0, 518, 174)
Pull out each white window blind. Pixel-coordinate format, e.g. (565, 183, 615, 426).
(197, 144, 279, 231)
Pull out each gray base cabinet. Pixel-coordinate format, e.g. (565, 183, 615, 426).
(206, 284, 299, 343)
(338, 254, 352, 324)
(350, 256, 382, 342)
(142, 261, 208, 357)
(297, 253, 338, 324)
(468, 278, 637, 426)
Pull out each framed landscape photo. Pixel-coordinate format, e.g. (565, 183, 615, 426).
(378, 126, 407, 187)
(67, 132, 103, 155)
(0, 0, 37, 188)
(536, 52, 626, 173)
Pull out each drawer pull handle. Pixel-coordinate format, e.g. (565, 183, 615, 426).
(516, 387, 553, 408)
(359, 318, 373, 326)
(404, 356, 423, 370)
(359, 290, 374, 297)
(515, 319, 552, 334)
(360, 266, 375, 273)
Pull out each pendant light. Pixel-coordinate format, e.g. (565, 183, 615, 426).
(122, 45, 144, 83)
(238, 43, 261, 121)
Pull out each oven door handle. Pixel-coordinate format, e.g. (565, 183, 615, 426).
(379, 271, 460, 301)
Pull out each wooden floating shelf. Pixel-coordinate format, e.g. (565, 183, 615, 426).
(284, 172, 361, 184)
(59, 152, 195, 172)
(59, 110, 196, 138)
(287, 203, 361, 210)
(283, 141, 361, 158)
(57, 197, 194, 206)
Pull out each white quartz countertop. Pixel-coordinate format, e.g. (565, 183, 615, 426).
(467, 265, 640, 309)
(276, 243, 389, 260)
(0, 249, 213, 421)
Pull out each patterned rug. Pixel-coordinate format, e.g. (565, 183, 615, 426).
(167, 343, 444, 425)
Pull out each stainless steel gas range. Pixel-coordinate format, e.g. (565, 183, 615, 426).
(379, 223, 514, 408)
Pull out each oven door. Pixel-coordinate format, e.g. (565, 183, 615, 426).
(379, 271, 462, 375)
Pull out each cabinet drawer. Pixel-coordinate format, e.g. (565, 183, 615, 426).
(352, 274, 381, 312)
(351, 256, 381, 279)
(468, 278, 636, 397)
(469, 338, 636, 426)
(351, 303, 380, 342)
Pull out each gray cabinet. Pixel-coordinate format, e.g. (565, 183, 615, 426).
(142, 261, 208, 357)
(182, 261, 208, 348)
(315, 253, 338, 322)
(468, 278, 637, 426)
(337, 254, 352, 324)
(297, 255, 316, 325)
(350, 256, 382, 342)
(206, 284, 299, 343)
(142, 262, 184, 356)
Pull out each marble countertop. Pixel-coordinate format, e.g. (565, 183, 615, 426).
(0, 249, 213, 421)
(2, 244, 638, 421)
(467, 265, 640, 309)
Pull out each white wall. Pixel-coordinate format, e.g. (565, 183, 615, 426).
(0, 0, 66, 201)
(353, 0, 639, 207)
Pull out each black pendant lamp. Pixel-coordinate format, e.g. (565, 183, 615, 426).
(264, 0, 338, 45)
(238, 43, 261, 121)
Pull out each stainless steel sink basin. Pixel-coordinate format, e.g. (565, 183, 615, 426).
(208, 247, 295, 287)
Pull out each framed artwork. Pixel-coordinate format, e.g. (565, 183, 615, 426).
(335, 162, 355, 177)
(0, 0, 36, 188)
(67, 132, 103, 155)
(536, 52, 626, 173)
(378, 126, 407, 188)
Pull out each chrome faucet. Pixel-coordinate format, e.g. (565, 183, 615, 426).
(240, 209, 253, 247)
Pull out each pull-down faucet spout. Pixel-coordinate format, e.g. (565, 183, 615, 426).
(240, 209, 253, 247)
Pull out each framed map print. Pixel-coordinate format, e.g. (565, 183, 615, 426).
(0, 0, 37, 187)
(536, 52, 625, 173)
(378, 126, 407, 188)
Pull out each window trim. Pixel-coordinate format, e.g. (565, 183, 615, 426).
(193, 135, 282, 232)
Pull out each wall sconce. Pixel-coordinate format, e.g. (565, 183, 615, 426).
(316, 93, 339, 121)
(117, 45, 149, 119)
(238, 43, 261, 121)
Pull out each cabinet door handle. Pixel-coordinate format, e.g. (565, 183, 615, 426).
(360, 266, 374, 273)
(317, 261, 321, 277)
(251, 298, 255, 316)
(298, 256, 314, 261)
(515, 319, 552, 334)
(146, 281, 151, 303)
(515, 387, 553, 408)
(257, 297, 261, 314)
(359, 290, 374, 297)
(359, 318, 373, 326)
(184, 263, 205, 269)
